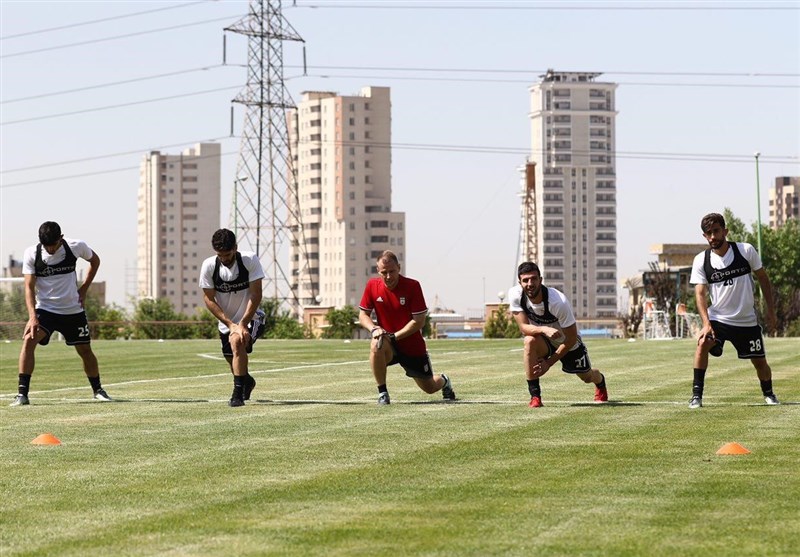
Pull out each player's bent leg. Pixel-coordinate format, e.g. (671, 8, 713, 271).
(523, 335, 550, 379)
(413, 375, 441, 394)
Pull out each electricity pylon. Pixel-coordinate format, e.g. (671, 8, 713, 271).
(225, 0, 313, 315)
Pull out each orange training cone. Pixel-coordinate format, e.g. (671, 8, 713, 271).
(716, 442, 750, 455)
(31, 433, 62, 446)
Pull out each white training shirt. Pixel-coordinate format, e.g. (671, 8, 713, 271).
(198, 251, 265, 333)
(507, 283, 579, 350)
(689, 241, 762, 327)
(22, 239, 94, 314)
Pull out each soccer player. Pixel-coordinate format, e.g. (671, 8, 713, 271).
(508, 261, 608, 408)
(688, 212, 779, 408)
(199, 229, 266, 407)
(11, 221, 111, 406)
(358, 250, 456, 405)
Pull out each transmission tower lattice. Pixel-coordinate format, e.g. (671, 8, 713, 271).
(225, 0, 313, 315)
(516, 161, 538, 273)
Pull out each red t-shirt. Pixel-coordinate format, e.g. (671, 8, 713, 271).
(359, 275, 428, 356)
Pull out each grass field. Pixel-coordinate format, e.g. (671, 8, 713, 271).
(0, 337, 798, 556)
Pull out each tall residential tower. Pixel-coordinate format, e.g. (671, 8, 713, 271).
(137, 142, 221, 315)
(526, 70, 618, 318)
(288, 86, 405, 308)
(769, 176, 799, 228)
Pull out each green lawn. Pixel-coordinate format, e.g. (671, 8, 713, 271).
(1, 338, 798, 556)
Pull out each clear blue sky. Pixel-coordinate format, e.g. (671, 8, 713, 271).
(1, 0, 798, 315)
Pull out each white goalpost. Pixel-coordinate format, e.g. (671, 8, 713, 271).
(641, 298, 673, 340)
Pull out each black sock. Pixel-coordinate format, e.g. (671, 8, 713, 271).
(595, 373, 606, 388)
(760, 380, 774, 397)
(18, 374, 31, 396)
(88, 375, 102, 392)
(692, 368, 706, 398)
(232, 375, 245, 399)
(527, 379, 541, 398)
(377, 384, 388, 394)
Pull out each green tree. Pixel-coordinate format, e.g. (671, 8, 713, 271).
(188, 307, 219, 339)
(260, 298, 305, 339)
(483, 304, 521, 339)
(0, 283, 27, 339)
(133, 298, 188, 339)
(322, 305, 359, 339)
(94, 304, 130, 340)
(722, 207, 800, 335)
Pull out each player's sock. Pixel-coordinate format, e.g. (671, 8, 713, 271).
(17, 374, 31, 396)
(760, 380, 774, 397)
(527, 379, 541, 398)
(88, 375, 102, 392)
(377, 384, 388, 395)
(692, 368, 706, 398)
(232, 375, 245, 399)
(595, 373, 606, 388)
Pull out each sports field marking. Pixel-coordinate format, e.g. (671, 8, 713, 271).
(0, 357, 368, 399)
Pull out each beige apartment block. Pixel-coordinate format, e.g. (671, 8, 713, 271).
(288, 86, 405, 309)
(137, 142, 221, 315)
(769, 176, 799, 228)
(527, 70, 618, 318)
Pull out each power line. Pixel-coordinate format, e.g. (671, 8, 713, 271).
(285, 64, 800, 79)
(1, 136, 234, 174)
(303, 72, 800, 88)
(0, 15, 235, 59)
(3, 70, 796, 126)
(1, 64, 231, 105)
(2, 138, 795, 188)
(4, 62, 795, 105)
(0, 1, 210, 40)
(0, 85, 241, 126)
(294, 1, 800, 10)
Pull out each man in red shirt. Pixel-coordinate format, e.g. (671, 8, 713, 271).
(359, 250, 456, 405)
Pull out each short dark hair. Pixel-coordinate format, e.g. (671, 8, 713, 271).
(517, 261, 541, 279)
(700, 213, 725, 233)
(211, 228, 236, 251)
(377, 250, 399, 266)
(38, 221, 62, 245)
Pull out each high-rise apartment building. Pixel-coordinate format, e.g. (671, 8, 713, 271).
(288, 86, 405, 308)
(769, 176, 799, 228)
(527, 70, 618, 318)
(137, 142, 221, 315)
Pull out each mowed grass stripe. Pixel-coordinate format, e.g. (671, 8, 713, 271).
(0, 338, 798, 556)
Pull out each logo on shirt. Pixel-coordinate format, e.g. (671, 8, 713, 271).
(376, 296, 384, 303)
(399, 297, 406, 306)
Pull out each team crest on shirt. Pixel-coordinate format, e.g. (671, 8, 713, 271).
(399, 297, 406, 305)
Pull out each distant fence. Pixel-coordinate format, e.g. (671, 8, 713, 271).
(0, 321, 217, 341)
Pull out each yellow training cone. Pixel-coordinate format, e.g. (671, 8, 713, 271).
(31, 433, 62, 446)
(716, 442, 750, 455)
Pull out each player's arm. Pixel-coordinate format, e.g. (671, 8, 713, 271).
(753, 267, 777, 334)
(202, 287, 234, 329)
(234, 279, 263, 339)
(393, 312, 426, 341)
(511, 311, 561, 340)
(694, 283, 715, 340)
(77, 250, 100, 307)
(22, 274, 38, 340)
(532, 323, 578, 376)
(359, 308, 382, 340)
